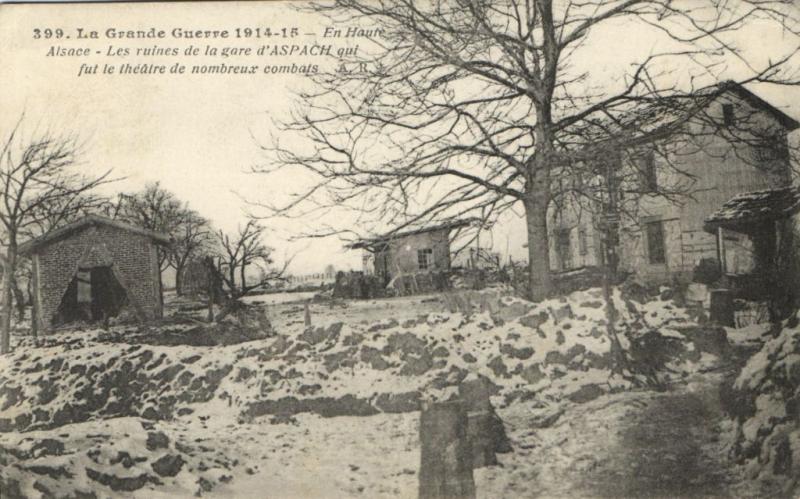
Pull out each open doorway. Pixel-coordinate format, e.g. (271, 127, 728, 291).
(52, 266, 129, 326)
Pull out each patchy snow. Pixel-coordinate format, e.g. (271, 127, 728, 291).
(726, 316, 800, 495)
(726, 323, 772, 347)
(1, 286, 732, 497)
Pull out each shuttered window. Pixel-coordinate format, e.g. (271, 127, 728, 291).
(638, 151, 657, 192)
(645, 221, 666, 264)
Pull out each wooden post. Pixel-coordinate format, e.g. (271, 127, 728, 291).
(418, 400, 475, 499)
(204, 256, 214, 323)
(717, 227, 727, 275)
(31, 256, 40, 340)
(304, 302, 312, 327)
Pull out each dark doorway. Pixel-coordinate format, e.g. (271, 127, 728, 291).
(52, 266, 129, 326)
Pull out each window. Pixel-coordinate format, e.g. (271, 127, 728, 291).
(645, 221, 666, 264)
(722, 103, 735, 127)
(578, 229, 588, 256)
(417, 248, 433, 270)
(638, 151, 657, 192)
(753, 134, 789, 163)
(556, 229, 572, 270)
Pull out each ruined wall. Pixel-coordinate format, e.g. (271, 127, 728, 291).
(613, 91, 791, 283)
(385, 229, 451, 277)
(34, 224, 162, 329)
(546, 200, 604, 272)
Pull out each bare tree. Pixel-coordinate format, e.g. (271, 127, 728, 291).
(258, 0, 800, 301)
(0, 118, 111, 353)
(213, 220, 287, 303)
(169, 211, 213, 296)
(112, 182, 191, 270)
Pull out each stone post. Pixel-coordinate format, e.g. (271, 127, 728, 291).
(418, 400, 475, 499)
(459, 376, 497, 468)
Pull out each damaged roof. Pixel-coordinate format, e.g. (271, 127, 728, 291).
(704, 186, 800, 232)
(348, 219, 476, 250)
(564, 80, 800, 149)
(19, 214, 172, 255)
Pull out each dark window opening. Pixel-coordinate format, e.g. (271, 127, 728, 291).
(722, 103, 735, 127)
(52, 266, 128, 326)
(578, 229, 588, 256)
(646, 221, 666, 264)
(417, 248, 433, 270)
(556, 229, 572, 270)
(753, 134, 789, 163)
(638, 151, 658, 192)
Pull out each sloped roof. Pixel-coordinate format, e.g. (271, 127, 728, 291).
(348, 219, 476, 250)
(724, 82, 800, 131)
(564, 81, 799, 149)
(704, 186, 800, 232)
(18, 214, 172, 255)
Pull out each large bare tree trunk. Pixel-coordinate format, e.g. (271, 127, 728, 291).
(11, 275, 25, 323)
(524, 193, 553, 302)
(174, 264, 183, 296)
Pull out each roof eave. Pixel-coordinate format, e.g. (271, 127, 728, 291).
(18, 215, 172, 255)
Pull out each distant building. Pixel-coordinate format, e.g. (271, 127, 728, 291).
(19, 215, 171, 330)
(349, 219, 473, 285)
(286, 267, 337, 288)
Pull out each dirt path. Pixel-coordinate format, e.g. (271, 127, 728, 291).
(583, 375, 732, 498)
(481, 371, 746, 498)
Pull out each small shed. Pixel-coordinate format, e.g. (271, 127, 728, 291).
(705, 186, 800, 273)
(348, 219, 474, 285)
(18, 215, 171, 330)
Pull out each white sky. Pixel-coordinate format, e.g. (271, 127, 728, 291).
(2, 1, 800, 275)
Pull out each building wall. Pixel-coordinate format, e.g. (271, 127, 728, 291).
(549, 89, 793, 284)
(547, 202, 604, 272)
(621, 93, 791, 282)
(376, 229, 451, 278)
(34, 224, 162, 329)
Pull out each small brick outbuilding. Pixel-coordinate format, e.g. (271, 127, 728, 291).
(18, 215, 171, 331)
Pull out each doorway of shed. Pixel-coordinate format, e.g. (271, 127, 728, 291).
(52, 266, 129, 325)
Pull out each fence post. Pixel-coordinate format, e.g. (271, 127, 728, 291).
(418, 400, 475, 499)
(304, 302, 312, 327)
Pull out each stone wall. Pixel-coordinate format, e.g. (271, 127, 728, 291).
(34, 224, 162, 329)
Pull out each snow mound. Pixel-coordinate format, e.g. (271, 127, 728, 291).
(0, 417, 238, 498)
(724, 318, 800, 495)
(1, 287, 727, 433)
(0, 286, 732, 497)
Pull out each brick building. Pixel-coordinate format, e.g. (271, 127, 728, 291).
(548, 81, 799, 285)
(19, 215, 171, 330)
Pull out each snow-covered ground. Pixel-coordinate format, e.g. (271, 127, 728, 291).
(241, 291, 317, 306)
(0, 286, 755, 498)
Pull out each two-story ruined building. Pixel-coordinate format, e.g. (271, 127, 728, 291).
(548, 81, 799, 285)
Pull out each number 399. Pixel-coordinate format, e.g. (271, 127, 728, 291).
(33, 28, 65, 39)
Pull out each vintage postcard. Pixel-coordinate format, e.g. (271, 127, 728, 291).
(1, 1, 800, 497)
